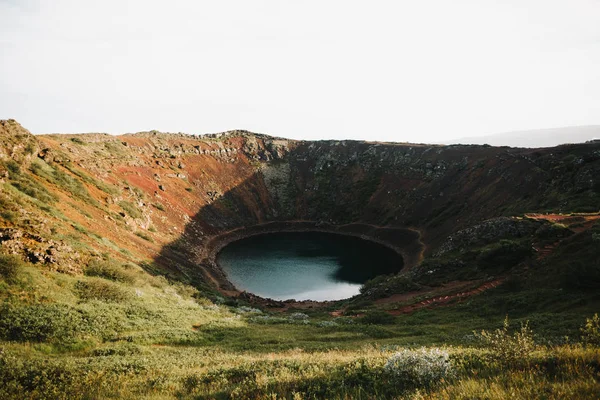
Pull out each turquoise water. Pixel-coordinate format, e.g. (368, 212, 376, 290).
(217, 232, 403, 301)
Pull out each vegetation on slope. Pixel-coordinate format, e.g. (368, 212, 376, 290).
(0, 120, 599, 398)
(0, 255, 599, 399)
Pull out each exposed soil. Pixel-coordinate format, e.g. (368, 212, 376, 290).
(328, 278, 506, 317)
(386, 278, 505, 315)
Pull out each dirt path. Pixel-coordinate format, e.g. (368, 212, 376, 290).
(527, 212, 599, 260)
(374, 280, 469, 305)
(525, 213, 600, 233)
(329, 278, 506, 317)
(387, 278, 506, 315)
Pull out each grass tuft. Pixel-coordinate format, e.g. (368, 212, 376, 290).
(74, 279, 131, 302)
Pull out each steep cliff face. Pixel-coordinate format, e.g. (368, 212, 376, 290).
(277, 140, 599, 246)
(1, 120, 599, 294)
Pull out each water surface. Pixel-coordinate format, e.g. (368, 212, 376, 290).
(217, 232, 403, 301)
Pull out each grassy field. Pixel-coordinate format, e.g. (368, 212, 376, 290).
(1, 255, 599, 399)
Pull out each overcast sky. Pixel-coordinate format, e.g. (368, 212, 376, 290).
(1, 0, 599, 143)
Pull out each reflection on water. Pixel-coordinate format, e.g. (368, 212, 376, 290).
(216, 232, 403, 301)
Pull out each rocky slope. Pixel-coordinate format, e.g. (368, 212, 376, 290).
(1, 119, 599, 298)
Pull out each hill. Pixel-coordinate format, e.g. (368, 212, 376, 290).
(1, 119, 599, 399)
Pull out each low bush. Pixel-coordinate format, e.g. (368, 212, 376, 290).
(30, 160, 93, 202)
(10, 175, 57, 204)
(0, 254, 24, 283)
(475, 316, 536, 364)
(63, 162, 121, 196)
(118, 201, 143, 219)
(0, 209, 17, 222)
(581, 313, 600, 346)
(476, 240, 532, 271)
(362, 325, 396, 338)
(359, 310, 396, 325)
(0, 304, 85, 342)
(134, 231, 153, 242)
(84, 260, 135, 284)
(75, 279, 130, 302)
(384, 347, 454, 389)
(361, 274, 420, 298)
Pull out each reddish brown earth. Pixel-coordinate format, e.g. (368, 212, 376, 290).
(328, 278, 506, 317)
(1, 119, 598, 304)
(526, 213, 600, 260)
(386, 278, 506, 315)
(349, 212, 600, 317)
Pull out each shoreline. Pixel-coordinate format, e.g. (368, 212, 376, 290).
(197, 221, 425, 304)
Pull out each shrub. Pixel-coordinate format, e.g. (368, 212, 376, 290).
(0, 254, 24, 283)
(134, 232, 153, 242)
(0, 304, 85, 342)
(10, 175, 57, 204)
(153, 203, 165, 211)
(248, 315, 289, 325)
(360, 274, 420, 298)
(289, 312, 309, 320)
(0, 209, 16, 222)
(359, 310, 395, 325)
(29, 159, 97, 205)
(118, 201, 143, 219)
(475, 316, 536, 364)
(63, 162, 121, 196)
(476, 240, 532, 271)
(84, 260, 135, 284)
(581, 313, 600, 346)
(235, 306, 262, 314)
(316, 320, 338, 328)
(3, 160, 21, 174)
(362, 325, 396, 338)
(75, 279, 130, 302)
(384, 347, 454, 389)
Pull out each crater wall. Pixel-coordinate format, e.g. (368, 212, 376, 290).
(1, 120, 599, 294)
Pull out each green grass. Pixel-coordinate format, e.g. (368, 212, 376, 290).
(0, 255, 25, 284)
(84, 259, 136, 284)
(29, 159, 100, 206)
(74, 278, 131, 302)
(0, 256, 599, 398)
(134, 231, 153, 242)
(63, 162, 121, 196)
(118, 200, 143, 219)
(2, 160, 58, 204)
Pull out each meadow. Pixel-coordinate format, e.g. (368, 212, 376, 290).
(1, 255, 599, 399)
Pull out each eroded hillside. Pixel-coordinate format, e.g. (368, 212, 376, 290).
(1, 119, 599, 295)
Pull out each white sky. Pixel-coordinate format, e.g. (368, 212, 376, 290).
(1, 0, 599, 143)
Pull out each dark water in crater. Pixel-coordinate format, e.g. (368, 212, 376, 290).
(216, 232, 404, 301)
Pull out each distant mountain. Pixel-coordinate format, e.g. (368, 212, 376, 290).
(447, 126, 600, 148)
